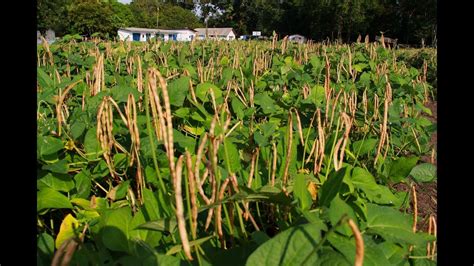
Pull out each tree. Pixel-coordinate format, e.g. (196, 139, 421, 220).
(129, 0, 202, 29)
(110, 1, 137, 29)
(67, 0, 116, 37)
(37, 0, 72, 35)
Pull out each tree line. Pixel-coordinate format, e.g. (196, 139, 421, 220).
(38, 0, 436, 45)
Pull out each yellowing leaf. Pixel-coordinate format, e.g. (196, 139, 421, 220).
(307, 181, 318, 201)
(55, 214, 79, 249)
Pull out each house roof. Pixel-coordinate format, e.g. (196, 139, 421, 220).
(119, 27, 196, 34)
(194, 28, 235, 36)
(289, 34, 305, 39)
(120, 27, 159, 33)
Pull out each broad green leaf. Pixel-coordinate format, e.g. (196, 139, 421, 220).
(166, 235, 214, 255)
(310, 85, 325, 105)
(37, 232, 55, 258)
(246, 223, 324, 266)
(319, 167, 350, 207)
(328, 196, 356, 236)
(137, 217, 177, 233)
(220, 56, 230, 66)
(108, 180, 130, 201)
(173, 129, 196, 151)
(327, 233, 391, 266)
(351, 167, 397, 205)
(42, 159, 69, 174)
(70, 121, 86, 139)
(251, 231, 271, 245)
(129, 209, 148, 242)
(315, 249, 350, 266)
(37, 68, 54, 89)
(55, 214, 79, 249)
(37, 188, 73, 211)
(254, 93, 278, 114)
(168, 76, 190, 107)
(388, 157, 419, 183)
(231, 96, 245, 120)
(352, 138, 378, 156)
(143, 253, 183, 266)
(39, 136, 63, 156)
(174, 107, 190, 118)
(84, 127, 102, 160)
(101, 207, 132, 253)
(294, 174, 312, 211)
(113, 153, 128, 169)
(223, 138, 241, 174)
(196, 82, 222, 103)
(74, 170, 91, 199)
(378, 241, 409, 265)
(142, 188, 160, 220)
(410, 163, 436, 182)
(38, 173, 75, 192)
(365, 203, 433, 245)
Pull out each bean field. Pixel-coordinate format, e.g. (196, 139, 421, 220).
(37, 36, 437, 265)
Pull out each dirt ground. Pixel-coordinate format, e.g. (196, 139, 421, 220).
(393, 100, 437, 233)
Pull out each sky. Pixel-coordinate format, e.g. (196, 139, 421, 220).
(118, 0, 132, 4)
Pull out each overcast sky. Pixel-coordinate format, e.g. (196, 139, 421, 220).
(118, 0, 132, 4)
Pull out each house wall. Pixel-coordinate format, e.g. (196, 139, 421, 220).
(118, 30, 133, 41)
(226, 31, 236, 40)
(118, 29, 196, 42)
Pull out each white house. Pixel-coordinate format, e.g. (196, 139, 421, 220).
(118, 27, 196, 42)
(194, 28, 236, 40)
(288, 34, 306, 44)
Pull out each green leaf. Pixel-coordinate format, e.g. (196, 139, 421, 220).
(101, 207, 132, 253)
(143, 253, 183, 266)
(37, 68, 54, 89)
(351, 167, 397, 205)
(251, 231, 271, 245)
(231, 97, 245, 120)
(168, 76, 190, 107)
(223, 138, 241, 174)
(319, 167, 350, 207)
(196, 82, 222, 103)
(38, 173, 75, 192)
(74, 170, 91, 199)
(39, 136, 63, 156)
(42, 159, 69, 174)
(70, 121, 86, 140)
(220, 56, 230, 66)
(352, 138, 378, 156)
(310, 85, 325, 105)
(37, 233, 55, 258)
(388, 157, 419, 183)
(378, 241, 409, 265)
(315, 249, 351, 266)
(254, 93, 278, 114)
(173, 129, 196, 152)
(410, 163, 436, 182)
(328, 196, 356, 236)
(37, 188, 73, 211)
(293, 174, 312, 211)
(55, 214, 79, 249)
(142, 188, 160, 221)
(137, 217, 177, 233)
(328, 233, 391, 266)
(84, 127, 102, 160)
(246, 223, 324, 266)
(113, 153, 128, 169)
(365, 204, 433, 245)
(166, 235, 214, 255)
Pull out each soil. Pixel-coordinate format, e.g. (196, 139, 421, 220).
(393, 100, 437, 233)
